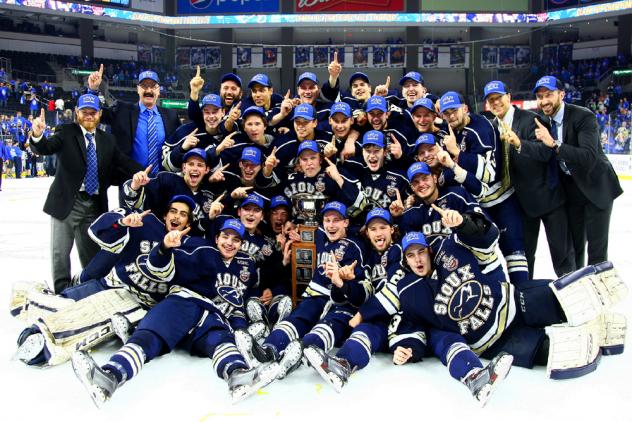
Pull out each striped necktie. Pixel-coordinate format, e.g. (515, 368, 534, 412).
(145, 109, 159, 176)
(84, 132, 99, 195)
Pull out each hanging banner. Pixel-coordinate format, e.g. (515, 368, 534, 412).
(236, 47, 252, 68)
(498, 46, 515, 68)
(515, 46, 530, 68)
(263, 47, 278, 68)
(449, 46, 466, 68)
(294, 46, 311, 68)
(389, 46, 405, 67)
(421, 45, 438, 68)
(190, 47, 206, 66)
(205, 47, 221, 68)
(152, 46, 166, 63)
(372, 46, 388, 68)
(313, 47, 329, 68)
(353, 46, 368, 68)
(176, 47, 191, 67)
(481, 46, 498, 68)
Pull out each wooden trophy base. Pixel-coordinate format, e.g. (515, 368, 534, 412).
(291, 224, 317, 306)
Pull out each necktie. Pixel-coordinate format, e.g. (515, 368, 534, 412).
(546, 121, 560, 190)
(498, 118, 511, 189)
(146, 109, 159, 176)
(84, 132, 99, 195)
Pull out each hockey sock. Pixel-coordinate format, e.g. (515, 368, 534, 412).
(264, 321, 297, 354)
(506, 250, 529, 283)
(446, 343, 483, 381)
(103, 342, 146, 384)
(303, 323, 335, 351)
(337, 331, 372, 369)
(213, 343, 249, 379)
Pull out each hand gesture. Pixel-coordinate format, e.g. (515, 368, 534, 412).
(163, 226, 191, 249)
(282, 239, 294, 266)
(328, 50, 342, 82)
(387, 134, 402, 159)
(182, 128, 200, 151)
(208, 192, 225, 219)
(263, 146, 280, 177)
(231, 185, 253, 199)
(443, 125, 459, 157)
(404, 194, 416, 209)
(498, 120, 521, 148)
(389, 189, 405, 217)
(325, 251, 344, 288)
(323, 136, 338, 159)
(31, 108, 46, 138)
(393, 346, 413, 365)
(189, 65, 204, 100)
(228, 102, 242, 122)
(437, 149, 455, 169)
(374, 76, 391, 97)
(131, 165, 153, 191)
(340, 134, 358, 160)
(354, 109, 367, 127)
(121, 209, 152, 227)
(209, 163, 230, 183)
(260, 288, 273, 306)
(338, 260, 357, 281)
(349, 312, 363, 328)
(431, 203, 463, 228)
(534, 118, 555, 148)
(280, 90, 294, 116)
(215, 131, 237, 154)
(324, 157, 343, 184)
(88, 63, 104, 91)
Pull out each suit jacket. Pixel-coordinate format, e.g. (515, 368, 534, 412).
(554, 103, 622, 209)
(30, 123, 142, 220)
(503, 106, 566, 218)
(99, 100, 180, 160)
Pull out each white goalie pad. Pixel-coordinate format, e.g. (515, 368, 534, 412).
(599, 312, 627, 356)
(9, 281, 75, 323)
(35, 288, 147, 366)
(545, 319, 602, 380)
(549, 262, 628, 327)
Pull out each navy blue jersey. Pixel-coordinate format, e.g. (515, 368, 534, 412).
(364, 243, 403, 294)
(213, 132, 274, 175)
(162, 122, 224, 172)
(281, 167, 366, 220)
(147, 237, 258, 321)
(303, 228, 367, 308)
(270, 128, 333, 177)
(122, 172, 215, 235)
(83, 209, 170, 307)
(354, 166, 410, 212)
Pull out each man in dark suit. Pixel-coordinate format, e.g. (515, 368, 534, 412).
(87, 65, 180, 178)
(533, 76, 623, 268)
(483, 80, 576, 277)
(29, 95, 142, 292)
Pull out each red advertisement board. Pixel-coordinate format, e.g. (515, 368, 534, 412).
(296, 0, 404, 13)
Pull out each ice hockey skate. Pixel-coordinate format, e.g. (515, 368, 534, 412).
(13, 331, 45, 364)
(110, 312, 132, 343)
(303, 345, 351, 393)
(227, 361, 280, 403)
(275, 295, 293, 323)
(277, 340, 303, 379)
(234, 329, 276, 369)
(71, 350, 119, 408)
(247, 321, 270, 341)
(463, 352, 513, 407)
(246, 298, 267, 325)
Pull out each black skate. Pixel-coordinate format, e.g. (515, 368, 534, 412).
(277, 340, 303, 379)
(463, 352, 513, 407)
(303, 345, 351, 393)
(227, 361, 280, 404)
(110, 313, 132, 343)
(234, 329, 276, 369)
(71, 351, 119, 408)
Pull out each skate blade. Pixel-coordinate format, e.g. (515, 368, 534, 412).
(231, 363, 280, 404)
(303, 347, 344, 393)
(71, 352, 107, 409)
(477, 354, 514, 407)
(12, 333, 45, 363)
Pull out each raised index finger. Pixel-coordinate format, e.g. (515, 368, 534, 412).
(431, 203, 447, 216)
(220, 163, 230, 171)
(98, 63, 104, 76)
(448, 124, 455, 136)
(178, 226, 192, 238)
(395, 189, 402, 202)
(139, 209, 152, 218)
(385, 75, 390, 89)
(195, 65, 200, 78)
(333, 50, 338, 64)
(189, 127, 199, 136)
(534, 117, 545, 128)
(324, 156, 335, 166)
(285, 89, 291, 100)
(144, 164, 153, 174)
(40, 108, 46, 121)
(214, 191, 226, 202)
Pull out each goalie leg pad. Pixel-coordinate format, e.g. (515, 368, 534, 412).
(599, 312, 626, 356)
(9, 281, 63, 321)
(33, 289, 147, 366)
(549, 262, 628, 326)
(545, 320, 602, 379)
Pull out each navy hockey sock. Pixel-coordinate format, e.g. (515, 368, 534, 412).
(103, 342, 147, 384)
(446, 343, 483, 381)
(212, 342, 248, 379)
(337, 331, 373, 369)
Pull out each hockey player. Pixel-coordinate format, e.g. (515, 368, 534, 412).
(12, 195, 196, 367)
(235, 201, 366, 380)
(71, 218, 280, 406)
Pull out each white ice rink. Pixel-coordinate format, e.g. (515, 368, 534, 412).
(1, 177, 631, 422)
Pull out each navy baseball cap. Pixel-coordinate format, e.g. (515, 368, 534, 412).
(242, 106, 266, 120)
(362, 130, 385, 149)
(399, 71, 424, 86)
(366, 95, 388, 113)
(292, 103, 316, 120)
(402, 231, 429, 252)
(169, 194, 197, 213)
(414, 133, 437, 149)
(533, 75, 563, 93)
(483, 80, 508, 99)
(349, 72, 370, 86)
(270, 195, 291, 209)
(297, 72, 319, 86)
(221, 73, 242, 87)
(322, 201, 347, 218)
(410, 97, 435, 114)
(202, 93, 222, 108)
(77, 94, 100, 111)
(439, 91, 465, 113)
(240, 147, 261, 165)
(240, 193, 265, 209)
(138, 70, 159, 84)
(297, 140, 320, 156)
(183, 148, 207, 162)
(220, 218, 246, 239)
(407, 162, 432, 182)
(330, 102, 352, 118)
(365, 207, 392, 226)
(248, 73, 272, 88)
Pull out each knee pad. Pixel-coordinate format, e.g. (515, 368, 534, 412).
(545, 320, 602, 380)
(599, 312, 626, 356)
(549, 262, 628, 326)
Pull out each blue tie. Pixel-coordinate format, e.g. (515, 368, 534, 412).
(84, 132, 99, 195)
(546, 121, 559, 190)
(146, 109, 159, 176)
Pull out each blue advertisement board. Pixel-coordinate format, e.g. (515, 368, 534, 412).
(177, 0, 279, 14)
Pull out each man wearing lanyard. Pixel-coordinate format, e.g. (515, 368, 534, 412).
(29, 95, 141, 292)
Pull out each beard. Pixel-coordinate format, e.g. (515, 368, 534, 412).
(77, 114, 100, 132)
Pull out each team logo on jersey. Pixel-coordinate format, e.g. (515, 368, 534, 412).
(315, 181, 326, 192)
(386, 184, 398, 198)
(438, 172, 446, 187)
(261, 244, 273, 257)
(381, 253, 389, 268)
(217, 285, 243, 308)
(333, 246, 345, 262)
(448, 281, 483, 320)
(239, 266, 250, 282)
(441, 254, 458, 271)
(203, 198, 213, 214)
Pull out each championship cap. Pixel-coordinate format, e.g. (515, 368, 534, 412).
(220, 73, 242, 87)
(169, 195, 197, 213)
(407, 162, 432, 182)
(322, 201, 347, 218)
(362, 130, 385, 149)
(365, 208, 392, 226)
(402, 231, 429, 252)
(533, 75, 564, 93)
(248, 73, 272, 88)
(399, 71, 424, 86)
(138, 70, 160, 84)
(366, 95, 388, 113)
(240, 147, 262, 165)
(242, 106, 266, 120)
(183, 148, 207, 163)
(201, 94, 222, 108)
(410, 98, 436, 114)
(330, 102, 352, 118)
(292, 103, 316, 120)
(240, 193, 265, 209)
(414, 133, 437, 150)
(270, 195, 291, 210)
(77, 94, 100, 111)
(349, 72, 370, 86)
(483, 80, 508, 99)
(297, 72, 319, 86)
(439, 91, 465, 113)
(297, 140, 320, 156)
(220, 218, 246, 239)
